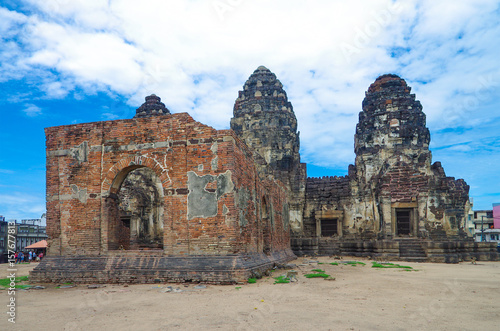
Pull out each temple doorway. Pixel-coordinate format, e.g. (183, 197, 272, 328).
(396, 209, 411, 236)
(107, 166, 164, 250)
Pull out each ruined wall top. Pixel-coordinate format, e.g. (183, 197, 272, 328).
(134, 94, 171, 118)
(355, 74, 430, 156)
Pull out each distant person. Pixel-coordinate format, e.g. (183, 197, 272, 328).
(33, 251, 37, 262)
(28, 250, 33, 263)
(20, 252, 24, 263)
(15, 252, 19, 263)
(39, 252, 44, 261)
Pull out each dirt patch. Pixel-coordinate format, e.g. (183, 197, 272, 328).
(1, 258, 499, 330)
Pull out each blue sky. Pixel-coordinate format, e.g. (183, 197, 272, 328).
(0, 0, 499, 221)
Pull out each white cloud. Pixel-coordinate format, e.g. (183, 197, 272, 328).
(1, 0, 499, 208)
(101, 112, 120, 121)
(0, 192, 46, 220)
(22, 103, 42, 116)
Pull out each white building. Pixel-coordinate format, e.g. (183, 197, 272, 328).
(472, 210, 500, 244)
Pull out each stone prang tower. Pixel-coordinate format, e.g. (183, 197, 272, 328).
(351, 74, 469, 239)
(300, 73, 470, 252)
(354, 74, 432, 191)
(230, 66, 306, 233)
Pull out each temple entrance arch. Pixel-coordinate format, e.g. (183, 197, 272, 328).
(105, 165, 164, 250)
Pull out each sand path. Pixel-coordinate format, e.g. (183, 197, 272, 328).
(1, 257, 499, 330)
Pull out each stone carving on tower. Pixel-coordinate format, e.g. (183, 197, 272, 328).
(230, 66, 307, 233)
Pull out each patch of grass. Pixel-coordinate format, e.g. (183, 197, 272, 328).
(329, 262, 339, 266)
(0, 276, 30, 289)
(343, 261, 366, 266)
(317, 262, 324, 265)
(235, 287, 242, 290)
(304, 273, 331, 279)
(247, 278, 257, 284)
(273, 275, 290, 284)
(371, 262, 413, 269)
(311, 269, 325, 273)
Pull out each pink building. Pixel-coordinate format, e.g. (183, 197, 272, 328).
(494, 203, 500, 229)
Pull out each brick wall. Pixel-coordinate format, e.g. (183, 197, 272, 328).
(45, 113, 290, 258)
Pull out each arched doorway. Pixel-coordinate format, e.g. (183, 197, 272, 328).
(106, 166, 164, 250)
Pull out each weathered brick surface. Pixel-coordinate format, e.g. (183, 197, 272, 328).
(30, 250, 296, 284)
(35, 97, 295, 283)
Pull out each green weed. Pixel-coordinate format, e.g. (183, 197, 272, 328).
(371, 262, 413, 269)
(0, 276, 29, 289)
(343, 261, 366, 266)
(311, 269, 325, 273)
(247, 278, 257, 284)
(304, 273, 331, 279)
(273, 275, 290, 284)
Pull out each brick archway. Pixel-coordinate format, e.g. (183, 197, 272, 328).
(101, 155, 169, 252)
(102, 155, 171, 195)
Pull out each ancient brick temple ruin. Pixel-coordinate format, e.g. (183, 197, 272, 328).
(293, 74, 497, 262)
(32, 67, 498, 284)
(31, 93, 295, 284)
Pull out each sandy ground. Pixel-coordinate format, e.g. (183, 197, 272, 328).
(1, 257, 500, 331)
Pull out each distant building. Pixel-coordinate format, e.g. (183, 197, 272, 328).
(0, 216, 7, 262)
(472, 210, 500, 243)
(15, 219, 48, 251)
(0, 216, 48, 262)
(494, 203, 500, 229)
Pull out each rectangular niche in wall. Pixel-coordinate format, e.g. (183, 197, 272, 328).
(321, 218, 338, 237)
(396, 209, 411, 235)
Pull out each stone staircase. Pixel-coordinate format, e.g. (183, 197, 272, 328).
(398, 240, 427, 262)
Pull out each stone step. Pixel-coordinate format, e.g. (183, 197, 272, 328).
(399, 242, 427, 258)
(400, 257, 427, 263)
(400, 255, 426, 259)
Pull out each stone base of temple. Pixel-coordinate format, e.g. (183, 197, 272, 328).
(292, 237, 499, 263)
(29, 249, 296, 284)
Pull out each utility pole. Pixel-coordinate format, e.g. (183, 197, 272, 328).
(481, 215, 485, 242)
